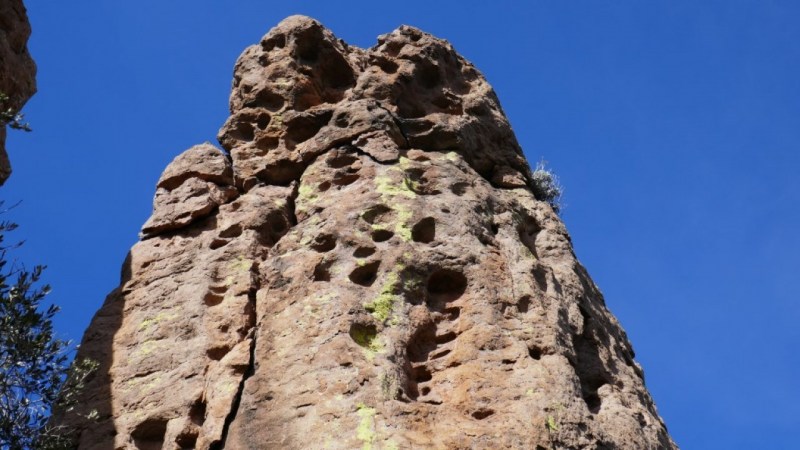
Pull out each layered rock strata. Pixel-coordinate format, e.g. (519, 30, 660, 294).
(0, 0, 36, 184)
(60, 16, 676, 449)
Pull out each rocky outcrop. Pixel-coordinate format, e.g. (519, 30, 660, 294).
(0, 0, 37, 184)
(59, 16, 675, 449)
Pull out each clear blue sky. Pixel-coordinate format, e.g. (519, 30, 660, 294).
(5, 1, 799, 448)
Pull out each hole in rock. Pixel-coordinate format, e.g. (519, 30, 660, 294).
(432, 95, 463, 115)
(371, 229, 394, 243)
(326, 150, 359, 168)
(295, 33, 321, 62)
(532, 267, 548, 292)
(353, 246, 376, 258)
(333, 112, 350, 128)
(255, 135, 279, 151)
(429, 348, 451, 360)
(573, 309, 611, 415)
(416, 61, 442, 89)
(333, 172, 360, 186)
(313, 261, 332, 282)
(284, 111, 331, 148)
(219, 224, 243, 239)
(255, 211, 291, 246)
(528, 345, 543, 360)
(427, 269, 467, 301)
(261, 34, 286, 52)
(411, 217, 436, 243)
(189, 399, 207, 425)
(441, 307, 461, 321)
(406, 322, 437, 363)
(318, 181, 331, 192)
(361, 204, 393, 224)
(517, 296, 532, 313)
(396, 97, 426, 119)
(207, 346, 231, 361)
(413, 365, 433, 383)
(349, 261, 381, 287)
(450, 182, 469, 196)
(584, 390, 602, 414)
(209, 239, 229, 250)
(310, 234, 336, 253)
(204, 292, 225, 307)
(349, 322, 380, 349)
(420, 386, 431, 396)
(232, 122, 255, 142)
(405, 168, 440, 195)
(435, 331, 457, 345)
(374, 57, 398, 74)
(471, 409, 495, 420)
(518, 215, 541, 258)
(132, 418, 168, 450)
(256, 114, 271, 130)
(176, 432, 198, 449)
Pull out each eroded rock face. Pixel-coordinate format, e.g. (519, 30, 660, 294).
(59, 16, 676, 449)
(0, 0, 36, 184)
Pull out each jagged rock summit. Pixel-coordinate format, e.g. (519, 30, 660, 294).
(60, 16, 676, 449)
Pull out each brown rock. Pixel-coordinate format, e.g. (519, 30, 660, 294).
(0, 0, 37, 184)
(57, 16, 676, 450)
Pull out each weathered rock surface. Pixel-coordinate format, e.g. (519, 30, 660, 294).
(0, 0, 36, 184)
(58, 16, 676, 449)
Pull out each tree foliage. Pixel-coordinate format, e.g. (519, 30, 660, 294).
(0, 213, 96, 450)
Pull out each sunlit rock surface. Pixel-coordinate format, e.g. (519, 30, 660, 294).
(58, 16, 676, 450)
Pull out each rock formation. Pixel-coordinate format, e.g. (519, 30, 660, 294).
(59, 16, 676, 449)
(0, 0, 36, 184)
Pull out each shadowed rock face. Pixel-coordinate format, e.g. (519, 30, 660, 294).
(0, 0, 37, 184)
(58, 16, 676, 450)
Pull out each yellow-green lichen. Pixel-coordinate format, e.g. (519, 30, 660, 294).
(379, 372, 400, 400)
(136, 339, 161, 357)
(297, 183, 318, 205)
(232, 256, 253, 272)
(394, 207, 413, 242)
(349, 324, 385, 361)
(520, 245, 535, 259)
(364, 271, 400, 323)
(526, 388, 535, 397)
(546, 415, 559, 432)
(267, 112, 284, 130)
(376, 175, 416, 200)
(444, 151, 460, 162)
(356, 403, 377, 450)
(138, 311, 176, 331)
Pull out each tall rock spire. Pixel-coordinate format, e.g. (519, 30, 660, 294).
(58, 16, 675, 449)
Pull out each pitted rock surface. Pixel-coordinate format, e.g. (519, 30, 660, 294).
(0, 0, 37, 184)
(59, 16, 676, 450)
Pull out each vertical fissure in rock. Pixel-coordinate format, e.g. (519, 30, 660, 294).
(210, 303, 258, 450)
(374, 102, 410, 148)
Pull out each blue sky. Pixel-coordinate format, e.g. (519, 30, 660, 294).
(5, 1, 799, 448)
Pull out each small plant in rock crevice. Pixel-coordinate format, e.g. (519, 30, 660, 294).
(531, 160, 563, 213)
(0, 92, 31, 132)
